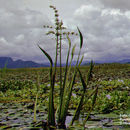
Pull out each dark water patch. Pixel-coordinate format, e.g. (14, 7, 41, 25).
(0, 103, 47, 129)
(0, 103, 130, 129)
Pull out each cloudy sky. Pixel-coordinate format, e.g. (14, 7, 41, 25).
(0, 0, 130, 63)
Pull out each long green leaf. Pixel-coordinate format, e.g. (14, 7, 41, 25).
(83, 86, 98, 126)
(78, 67, 87, 92)
(71, 61, 94, 126)
(77, 27, 83, 49)
(78, 55, 84, 67)
(70, 68, 87, 126)
(60, 50, 82, 125)
(59, 28, 83, 126)
(71, 44, 76, 59)
(38, 44, 55, 126)
(60, 72, 77, 126)
(86, 60, 94, 84)
(38, 45, 53, 66)
(92, 86, 98, 108)
(57, 35, 71, 124)
(33, 74, 40, 123)
(60, 44, 76, 120)
(34, 93, 38, 122)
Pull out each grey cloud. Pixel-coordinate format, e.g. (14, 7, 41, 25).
(0, 0, 24, 10)
(0, 0, 130, 63)
(0, 0, 53, 62)
(0, 9, 49, 30)
(98, 0, 130, 10)
(73, 4, 130, 61)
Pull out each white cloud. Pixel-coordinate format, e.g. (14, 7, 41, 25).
(75, 5, 101, 16)
(125, 11, 130, 19)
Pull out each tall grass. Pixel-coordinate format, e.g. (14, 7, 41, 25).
(38, 5, 98, 129)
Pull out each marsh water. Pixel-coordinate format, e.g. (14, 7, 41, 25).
(0, 103, 130, 129)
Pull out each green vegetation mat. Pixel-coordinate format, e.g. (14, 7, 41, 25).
(0, 64, 130, 129)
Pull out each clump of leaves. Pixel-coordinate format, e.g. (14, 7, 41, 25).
(38, 5, 97, 129)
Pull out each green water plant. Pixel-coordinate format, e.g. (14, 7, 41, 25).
(0, 60, 8, 78)
(38, 5, 96, 129)
(33, 73, 40, 123)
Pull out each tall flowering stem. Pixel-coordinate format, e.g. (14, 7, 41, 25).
(39, 5, 97, 129)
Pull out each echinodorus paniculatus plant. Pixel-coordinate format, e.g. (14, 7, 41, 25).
(38, 5, 97, 129)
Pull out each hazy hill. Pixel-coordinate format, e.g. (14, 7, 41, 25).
(118, 59, 130, 64)
(0, 57, 129, 68)
(0, 57, 49, 68)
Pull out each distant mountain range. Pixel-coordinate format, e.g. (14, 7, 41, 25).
(117, 59, 130, 64)
(0, 57, 49, 68)
(0, 57, 129, 68)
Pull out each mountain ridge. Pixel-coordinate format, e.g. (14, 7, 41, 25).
(0, 57, 129, 68)
(0, 57, 49, 68)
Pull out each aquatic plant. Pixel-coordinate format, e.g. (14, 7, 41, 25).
(38, 5, 97, 129)
(0, 61, 8, 78)
(33, 73, 40, 123)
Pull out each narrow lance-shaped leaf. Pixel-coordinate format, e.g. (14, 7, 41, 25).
(71, 61, 94, 126)
(77, 27, 83, 49)
(38, 44, 55, 126)
(34, 73, 40, 123)
(70, 67, 87, 126)
(74, 27, 83, 66)
(86, 60, 93, 84)
(78, 55, 84, 67)
(71, 59, 93, 126)
(71, 44, 76, 60)
(60, 72, 77, 126)
(61, 44, 76, 113)
(92, 86, 98, 108)
(57, 35, 71, 124)
(83, 86, 98, 126)
(38, 45, 53, 66)
(62, 35, 71, 92)
(60, 47, 82, 125)
(78, 67, 87, 92)
(60, 28, 83, 125)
